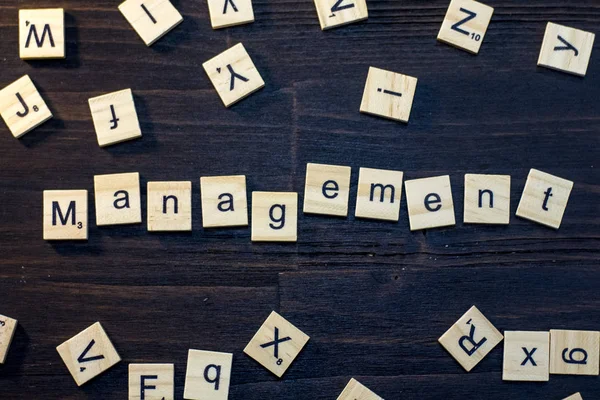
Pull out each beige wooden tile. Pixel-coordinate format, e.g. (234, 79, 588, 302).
(405, 175, 455, 231)
(200, 175, 248, 228)
(550, 329, 599, 376)
(208, 0, 254, 29)
(563, 393, 583, 400)
(19, 9, 65, 59)
(88, 89, 142, 147)
(355, 167, 403, 221)
(203, 43, 265, 107)
(184, 349, 233, 400)
(538, 22, 595, 77)
(360, 67, 417, 123)
(438, 305, 503, 372)
(464, 174, 510, 224)
(56, 322, 121, 386)
(129, 363, 174, 400)
(502, 331, 550, 382)
(94, 172, 142, 226)
(243, 311, 309, 378)
(314, 0, 368, 31)
(337, 378, 383, 400)
(251, 192, 297, 242)
(0, 314, 18, 364)
(437, 0, 494, 54)
(43, 190, 88, 240)
(119, 0, 183, 46)
(303, 163, 352, 217)
(516, 169, 573, 229)
(147, 181, 192, 231)
(0, 75, 53, 138)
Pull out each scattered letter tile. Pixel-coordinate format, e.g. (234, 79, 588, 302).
(438, 305, 503, 372)
(303, 163, 352, 217)
(538, 22, 595, 77)
(200, 175, 248, 228)
(43, 190, 88, 240)
(337, 378, 383, 400)
(502, 331, 550, 382)
(184, 349, 233, 400)
(88, 89, 142, 147)
(243, 311, 309, 377)
(464, 174, 510, 224)
(314, 0, 368, 31)
(19, 9, 65, 59)
(0, 314, 18, 364)
(129, 363, 174, 400)
(550, 329, 599, 376)
(208, 0, 254, 29)
(355, 167, 404, 221)
(94, 172, 142, 226)
(251, 192, 298, 242)
(147, 181, 192, 232)
(437, 0, 494, 54)
(119, 0, 183, 46)
(360, 67, 417, 123)
(405, 175, 455, 231)
(563, 394, 584, 400)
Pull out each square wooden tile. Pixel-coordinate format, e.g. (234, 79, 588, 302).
(43, 190, 88, 240)
(0, 314, 18, 364)
(516, 169, 573, 229)
(538, 22, 595, 77)
(464, 174, 510, 224)
(184, 349, 233, 400)
(360, 67, 417, 123)
(147, 181, 192, 231)
(550, 329, 599, 376)
(129, 363, 174, 400)
(243, 311, 309, 377)
(56, 322, 121, 386)
(314, 0, 368, 31)
(303, 163, 352, 217)
(88, 89, 142, 147)
(0, 75, 53, 138)
(207, 0, 254, 29)
(437, 0, 494, 54)
(203, 43, 265, 107)
(563, 394, 583, 400)
(438, 305, 503, 372)
(94, 172, 142, 226)
(251, 192, 298, 242)
(337, 378, 383, 400)
(19, 8, 65, 59)
(355, 167, 404, 221)
(502, 331, 550, 382)
(200, 175, 248, 228)
(119, 0, 183, 46)
(405, 175, 455, 231)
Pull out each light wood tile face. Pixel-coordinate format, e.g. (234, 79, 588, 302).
(502, 331, 550, 382)
(303, 163, 352, 217)
(405, 175, 455, 231)
(550, 330, 599, 376)
(200, 175, 248, 228)
(203, 43, 265, 107)
(438, 306, 503, 372)
(516, 169, 573, 229)
(360, 67, 417, 123)
(464, 174, 510, 224)
(19, 9, 65, 59)
(337, 378, 383, 400)
(147, 181, 192, 231)
(355, 167, 403, 221)
(538, 22, 595, 77)
(119, 0, 183, 46)
(243, 311, 309, 378)
(251, 192, 298, 242)
(0, 75, 53, 138)
(56, 322, 121, 386)
(314, 0, 368, 31)
(184, 350, 233, 400)
(208, 0, 254, 29)
(437, 0, 494, 54)
(0, 314, 18, 364)
(94, 172, 142, 226)
(129, 363, 174, 400)
(88, 89, 142, 147)
(563, 393, 584, 400)
(43, 190, 88, 240)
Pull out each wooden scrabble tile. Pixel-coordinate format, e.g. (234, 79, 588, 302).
(56, 322, 121, 386)
(464, 174, 510, 224)
(129, 363, 174, 400)
(88, 89, 142, 147)
(314, 0, 368, 31)
(303, 163, 352, 217)
(360, 67, 418, 123)
(0, 314, 18, 364)
(243, 311, 309, 377)
(516, 169, 573, 229)
(147, 181, 192, 232)
(563, 394, 583, 400)
(0, 75, 53, 138)
(184, 350, 233, 400)
(94, 172, 142, 226)
(43, 190, 88, 240)
(355, 167, 404, 221)
(251, 192, 297, 242)
(19, 9, 65, 59)
(538, 22, 595, 77)
(119, 0, 183, 46)
(200, 175, 248, 228)
(502, 331, 550, 382)
(337, 378, 383, 400)
(405, 175, 455, 231)
(550, 329, 599, 376)
(207, 0, 254, 29)
(438, 305, 503, 372)
(203, 43, 265, 107)
(437, 0, 494, 54)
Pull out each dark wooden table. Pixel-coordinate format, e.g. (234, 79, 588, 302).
(0, 0, 598, 398)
